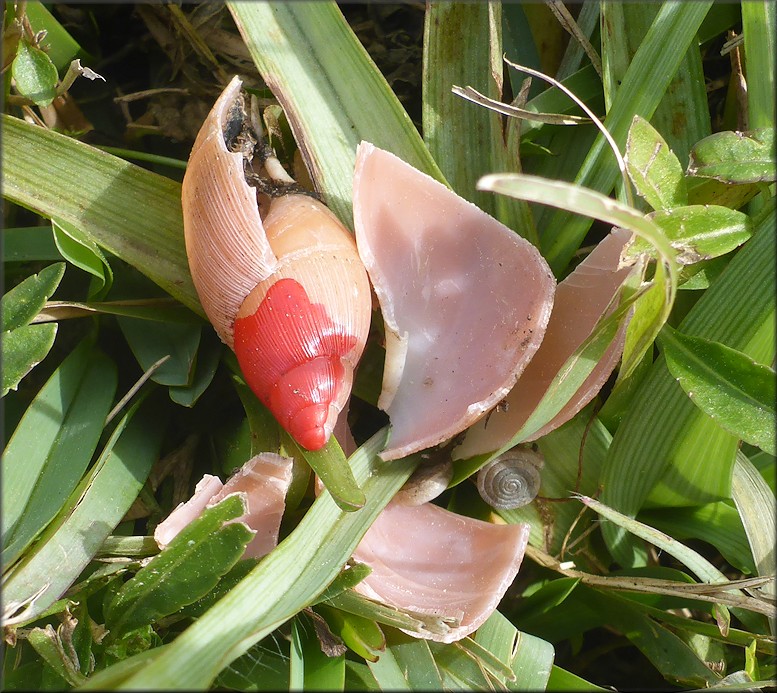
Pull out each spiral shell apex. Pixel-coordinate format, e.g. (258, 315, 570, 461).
(182, 77, 370, 450)
(476, 448, 545, 509)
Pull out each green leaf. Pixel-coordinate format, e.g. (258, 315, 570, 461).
(2, 115, 198, 313)
(540, 1, 713, 273)
(27, 625, 87, 688)
(12, 37, 59, 107)
(117, 317, 201, 387)
(367, 629, 442, 691)
(2, 262, 65, 331)
(116, 429, 418, 689)
(731, 452, 776, 600)
(105, 494, 253, 638)
(52, 217, 113, 299)
(2, 394, 165, 626)
(601, 202, 775, 566)
(227, 1, 444, 227)
(290, 614, 345, 691)
(1, 323, 58, 396)
(317, 605, 385, 663)
(283, 432, 365, 512)
(25, 1, 84, 72)
(658, 325, 776, 455)
(625, 115, 688, 210)
(168, 331, 221, 407)
(547, 665, 609, 692)
(625, 205, 753, 265)
(2, 339, 117, 567)
(687, 129, 776, 184)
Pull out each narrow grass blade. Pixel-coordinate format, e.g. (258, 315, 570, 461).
(658, 325, 776, 455)
(2, 395, 166, 626)
(283, 433, 365, 512)
(3, 226, 62, 262)
(741, 1, 776, 131)
(291, 614, 346, 691)
(601, 202, 775, 566)
(115, 429, 419, 689)
(368, 629, 442, 691)
(2, 339, 117, 567)
(1, 115, 197, 313)
(731, 452, 776, 604)
(540, 2, 713, 273)
(228, 1, 444, 227)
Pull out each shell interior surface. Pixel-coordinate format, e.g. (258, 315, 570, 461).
(183, 77, 370, 451)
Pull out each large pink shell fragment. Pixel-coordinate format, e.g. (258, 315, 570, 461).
(455, 228, 640, 459)
(353, 142, 555, 460)
(154, 453, 294, 559)
(352, 501, 530, 643)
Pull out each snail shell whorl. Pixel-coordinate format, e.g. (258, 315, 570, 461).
(476, 448, 544, 510)
(182, 77, 370, 451)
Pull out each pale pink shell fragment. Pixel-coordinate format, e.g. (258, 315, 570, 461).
(455, 228, 640, 459)
(353, 142, 555, 460)
(352, 502, 530, 643)
(154, 453, 293, 559)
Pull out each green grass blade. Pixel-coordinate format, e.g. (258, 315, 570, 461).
(227, 0, 444, 226)
(3, 394, 165, 625)
(741, 1, 776, 131)
(115, 429, 418, 689)
(731, 452, 776, 606)
(541, 1, 713, 273)
(1, 115, 197, 313)
(368, 629, 442, 690)
(601, 201, 776, 566)
(2, 339, 117, 567)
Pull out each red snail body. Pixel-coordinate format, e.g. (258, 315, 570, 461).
(182, 77, 370, 450)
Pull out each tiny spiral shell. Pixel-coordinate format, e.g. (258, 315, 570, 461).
(476, 448, 544, 510)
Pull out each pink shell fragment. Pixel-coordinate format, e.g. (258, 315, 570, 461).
(154, 453, 294, 559)
(352, 501, 530, 643)
(455, 228, 640, 459)
(353, 142, 555, 460)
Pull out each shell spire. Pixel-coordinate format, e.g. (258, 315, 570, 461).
(182, 77, 370, 450)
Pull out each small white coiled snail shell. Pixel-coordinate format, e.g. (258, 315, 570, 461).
(476, 447, 545, 509)
(182, 77, 371, 450)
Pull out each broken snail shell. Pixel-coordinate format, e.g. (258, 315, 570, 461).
(476, 447, 545, 509)
(182, 77, 371, 450)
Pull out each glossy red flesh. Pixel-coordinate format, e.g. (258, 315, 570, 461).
(233, 278, 357, 450)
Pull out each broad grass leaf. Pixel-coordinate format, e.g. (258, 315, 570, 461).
(117, 316, 201, 387)
(2, 262, 65, 331)
(23, 1, 83, 71)
(1, 323, 58, 396)
(658, 325, 776, 455)
(687, 129, 776, 183)
(2, 394, 165, 626)
(625, 115, 687, 210)
(52, 217, 113, 299)
(12, 37, 59, 107)
(1, 339, 117, 567)
(547, 665, 609, 691)
(105, 494, 253, 638)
